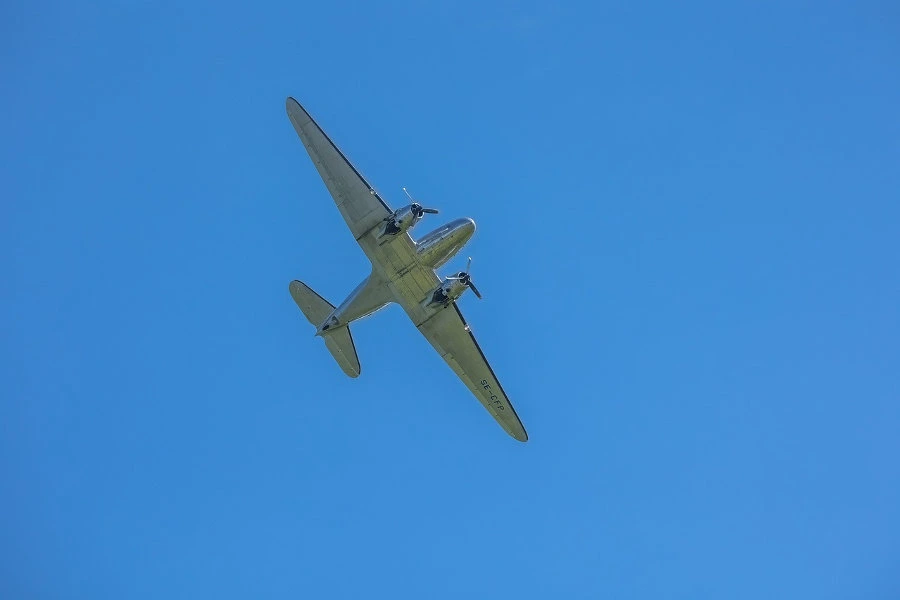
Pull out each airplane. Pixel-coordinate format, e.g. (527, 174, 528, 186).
(284, 97, 528, 442)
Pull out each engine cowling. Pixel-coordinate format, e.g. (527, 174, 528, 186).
(424, 278, 468, 308)
(422, 257, 482, 308)
(378, 203, 439, 240)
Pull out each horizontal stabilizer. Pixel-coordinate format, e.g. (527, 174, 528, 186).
(322, 327, 361, 378)
(289, 280, 361, 378)
(289, 280, 334, 326)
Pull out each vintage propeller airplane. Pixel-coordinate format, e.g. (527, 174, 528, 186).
(285, 97, 527, 442)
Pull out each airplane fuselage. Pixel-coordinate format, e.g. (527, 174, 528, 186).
(316, 217, 476, 334)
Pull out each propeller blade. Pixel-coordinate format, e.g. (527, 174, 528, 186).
(465, 256, 472, 274)
(402, 188, 438, 215)
(468, 281, 483, 299)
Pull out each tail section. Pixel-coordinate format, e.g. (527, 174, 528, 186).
(289, 280, 361, 378)
(289, 280, 334, 327)
(321, 328, 361, 378)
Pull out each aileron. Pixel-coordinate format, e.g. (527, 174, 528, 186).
(417, 304, 528, 441)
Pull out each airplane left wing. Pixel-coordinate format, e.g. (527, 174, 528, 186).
(286, 97, 392, 240)
(417, 303, 528, 442)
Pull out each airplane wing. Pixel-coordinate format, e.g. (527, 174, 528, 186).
(286, 97, 392, 240)
(417, 303, 528, 442)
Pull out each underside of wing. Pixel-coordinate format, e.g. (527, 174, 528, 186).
(417, 303, 528, 442)
(286, 97, 392, 240)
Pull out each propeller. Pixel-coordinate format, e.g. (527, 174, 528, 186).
(411, 203, 439, 217)
(403, 187, 439, 218)
(446, 256, 483, 299)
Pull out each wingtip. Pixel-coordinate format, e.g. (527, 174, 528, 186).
(339, 354, 362, 378)
(506, 422, 529, 442)
(285, 96, 305, 117)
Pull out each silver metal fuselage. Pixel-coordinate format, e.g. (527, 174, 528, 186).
(317, 217, 476, 333)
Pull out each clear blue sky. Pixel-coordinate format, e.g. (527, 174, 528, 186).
(2, 1, 899, 598)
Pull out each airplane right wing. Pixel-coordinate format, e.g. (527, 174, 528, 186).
(416, 303, 528, 442)
(286, 97, 392, 241)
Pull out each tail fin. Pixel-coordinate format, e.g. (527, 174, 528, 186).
(289, 280, 361, 378)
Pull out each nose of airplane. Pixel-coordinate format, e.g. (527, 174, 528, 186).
(461, 217, 476, 239)
(415, 217, 478, 269)
(454, 218, 476, 248)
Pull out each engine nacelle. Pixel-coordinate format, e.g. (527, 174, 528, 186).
(377, 205, 418, 240)
(377, 202, 440, 242)
(423, 278, 469, 308)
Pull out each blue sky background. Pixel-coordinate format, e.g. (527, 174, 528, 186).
(2, 1, 899, 598)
